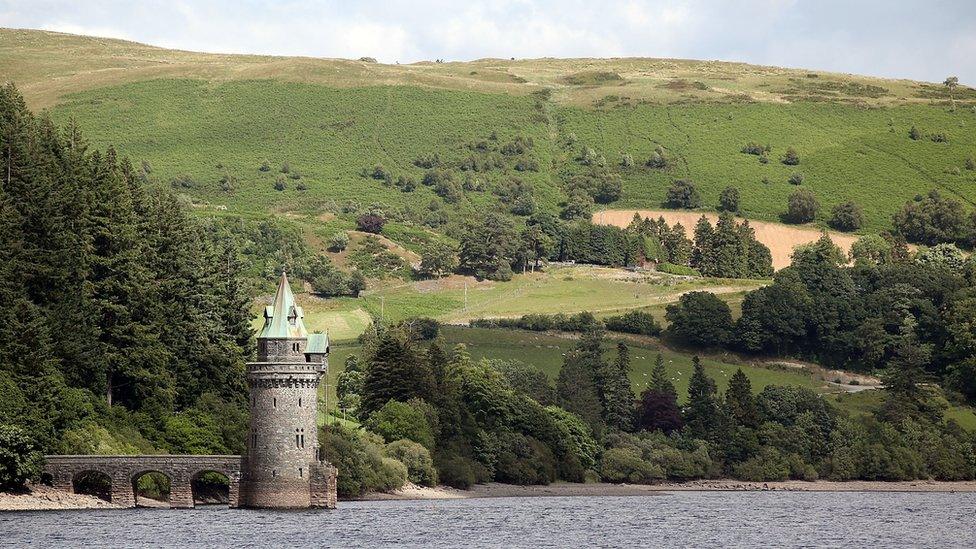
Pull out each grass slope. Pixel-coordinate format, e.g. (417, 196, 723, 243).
(7, 28, 976, 236)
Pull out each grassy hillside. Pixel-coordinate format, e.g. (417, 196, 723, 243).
(6, 28, 976, 236)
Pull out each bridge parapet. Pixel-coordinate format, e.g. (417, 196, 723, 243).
(44, 455, 244, 509)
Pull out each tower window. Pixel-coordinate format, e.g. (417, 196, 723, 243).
(296, 429, 301, 448)
(272, 470, 276, 477)
(298, 397, 302, 407)
(273, 397, 277, 408)
(299, 468, 303, 478)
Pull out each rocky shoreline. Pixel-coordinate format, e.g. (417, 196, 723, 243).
(5, 479, 976, 511)
(359, 479, 976, 501)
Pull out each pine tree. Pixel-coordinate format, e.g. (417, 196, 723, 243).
(724, 368, 759, 428)
(556, 348, 603, 436)
(599, 342, 636, 431)
(650, 353, 676, 396)
(638, 353, 682, 433)
(691, 215, 714, 271)
(684, 356, 722, 440)
(361, 329, 434, 417)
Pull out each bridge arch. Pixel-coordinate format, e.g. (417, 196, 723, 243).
(72, 470, 112, 502)
(131, 469, 172, 507)
(191, 470, 231, 506)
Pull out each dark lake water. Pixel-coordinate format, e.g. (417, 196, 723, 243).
(4, 491, 976, 548)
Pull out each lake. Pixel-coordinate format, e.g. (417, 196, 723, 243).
(5, 492, 976, 548)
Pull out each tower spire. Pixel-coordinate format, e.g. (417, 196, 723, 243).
(259, 270, 308, 339)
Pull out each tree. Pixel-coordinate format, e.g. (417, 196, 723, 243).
(419, 240, 459, 278)
(892, 190, 967, 245)
(665, 291, 734, 347)
(361, 329, 434, 417)
(944, 76, 959, 109)
(557, 333, 605, 436)
(0, 423, 42, 490)
(458, 212, 519, 280)
(637, 354, 682, 433)
(599, 342, 636, 431)
(519, 224, 554, 272)
(724, 369, 759, 428)
(684, 357, 722, 440)
(850, 234, 894, 266)
(356, 213, 386, 234)
(786, 188, 819, 224)
(665, 180, 702, 209)
(561, 188, 594, 220)
(829, 201, 864, 232)
(719, 186, 740, 212)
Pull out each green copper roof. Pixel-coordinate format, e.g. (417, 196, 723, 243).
(307, 333, 329, 354)
(258, 272, 308, 339)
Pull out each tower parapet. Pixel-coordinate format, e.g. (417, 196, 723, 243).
(239, 272, 336, 509)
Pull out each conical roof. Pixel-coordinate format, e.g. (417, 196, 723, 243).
(258, 271, 308, 339)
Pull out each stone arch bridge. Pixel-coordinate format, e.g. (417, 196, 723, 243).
(44, 455, 243, 509)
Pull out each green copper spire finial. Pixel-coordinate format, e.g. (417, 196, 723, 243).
(258, 271, 308, 339)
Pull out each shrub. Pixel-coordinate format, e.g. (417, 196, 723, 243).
(620, 153, 634, 168)
(646, 146, 670, 169)
(0, 424, 42, 491)
(319, 425, 406, 497)
(329, 232, 350, 252)
(384, 439, 438, 486)
(909, 125, 922, 140)
(732, 447, 791, 481)
(788, 173, 805, 185)
(273, 177, 286, 191)
(363, 400, 437, 450)
(356, 213, 386, 233)
(931, 132, 949, 143)
(604, 310, 662, 336)
(758, 153, 769, 164)
(781, 147, 800, 166)
(280, 162, 291, 174)
(718, 186, 739, 212)
(296, 181, 308, 191)
(892, 190, 968, 245)
(370, 164, 390, 181)
(786, 189, 819, 223)
(171, 174, 195, 189)
(258, 161, 271, 172)
(741, 142, 769, 155)
(965, 157, 975, 171)
(600, 447, 663, 483)
(657, 262, 701, 277)
(437, 455, 478, 489)
(829, 201, 864, 231)
(664, 180, 702, 209)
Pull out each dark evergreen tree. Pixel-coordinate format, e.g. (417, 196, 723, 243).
(684, 356, 723, 441)
(724, 369, 759, 428)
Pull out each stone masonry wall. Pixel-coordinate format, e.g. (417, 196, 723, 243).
(44, 455, 243, 509)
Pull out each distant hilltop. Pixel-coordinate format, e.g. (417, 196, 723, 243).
(2, 27, 969, 110)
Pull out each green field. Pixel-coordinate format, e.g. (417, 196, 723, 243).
(263, 265, 764, 343)
(7, 28, 975, 241)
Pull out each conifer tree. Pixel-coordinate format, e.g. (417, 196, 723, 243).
(724, 368, 759, 428)
(637, 354, 682, 433)
(599, 342, 636, 431)
(684, 356, 722, 440)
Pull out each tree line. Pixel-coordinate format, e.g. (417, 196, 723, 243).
(0, 84, 253, 488)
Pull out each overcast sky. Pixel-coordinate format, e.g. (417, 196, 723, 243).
(2, 0, 974, 85)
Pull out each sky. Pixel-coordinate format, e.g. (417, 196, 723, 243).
(2, 0, 975, 85)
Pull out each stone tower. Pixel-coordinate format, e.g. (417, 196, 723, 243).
(239, 272, 337, 509)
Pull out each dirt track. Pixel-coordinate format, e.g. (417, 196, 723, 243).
(594, 210, 859, 270)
